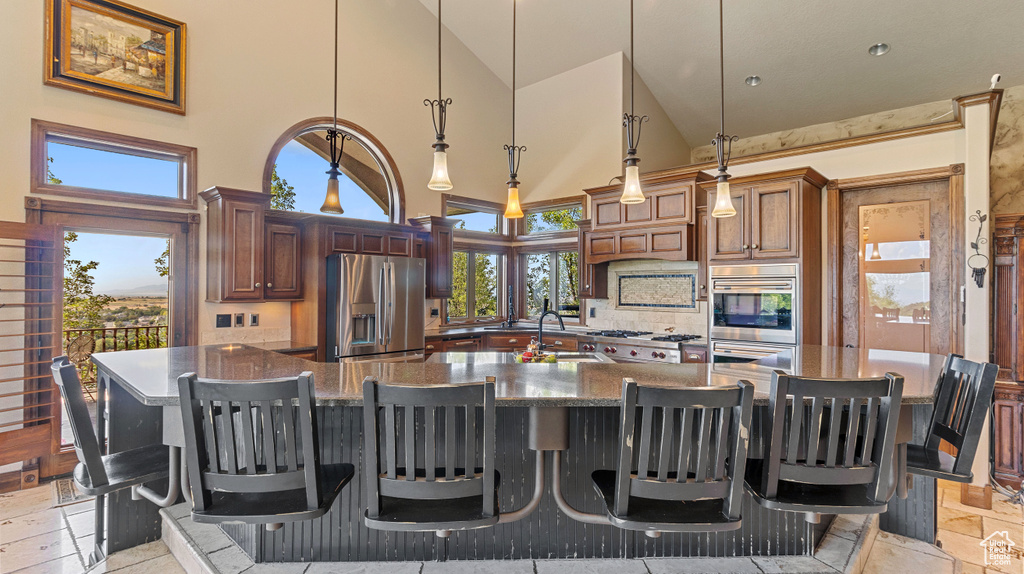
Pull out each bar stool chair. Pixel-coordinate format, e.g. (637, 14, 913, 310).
(591, 379, 755, 537)
(178, 371, 354, 530)
(905, 354, 998, 482)
(51, 356, 170, 496)
(362, 376, 498, 537)
(744, 370, 904, 522)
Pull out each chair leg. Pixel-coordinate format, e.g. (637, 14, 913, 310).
(265, 523, 283, 532)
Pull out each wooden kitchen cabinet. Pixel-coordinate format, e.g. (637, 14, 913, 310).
(409, 216, 459, 299)
(993, 381, 1024, 489)
(486, 333, 531, 352)
(202, 187, 305, 303)
(703, 168, 826, 264)
(444, 337, 481, 352)
(696, 206, 708, 301)
(682, 346, 707, 363)
(994, 214, 1024, 381)
(263, 221, 302, 300)
(575, 219, 608, 299)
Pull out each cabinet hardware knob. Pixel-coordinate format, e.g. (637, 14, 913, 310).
(742, 245, 749, 250)
(267, 283, 273, 288)
(555, 341, 563, 346)
(255, 282, 261, 288)
(508, 338, 518, 344)
(455, 340, 474, 346)
(700, 284, 706, 290)
(426, 345, 434, 350)
(752, 244, 759, 249)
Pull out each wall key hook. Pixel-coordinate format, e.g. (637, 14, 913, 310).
(968, 210, 989, 288)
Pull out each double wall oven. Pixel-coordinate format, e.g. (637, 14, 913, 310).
(709, 264, 800, 363)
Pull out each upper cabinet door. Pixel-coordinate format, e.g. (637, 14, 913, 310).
(707, 188, 750, 261)
(223, 198, 265, 301)
(264, 222, 302, 300)
(750, 181, 800, 259)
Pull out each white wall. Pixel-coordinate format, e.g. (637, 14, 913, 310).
(622, 54, 692, 172)
(0, 0, 513, 345)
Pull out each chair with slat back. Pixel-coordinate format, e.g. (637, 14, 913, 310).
(591, 378, 755, 536)
(51, 356, 170, 496)
(178, 371, 354, 530)
(362, 376, 499, 536)
(906, 354, 998, 482)
(745, 369, 904, 521)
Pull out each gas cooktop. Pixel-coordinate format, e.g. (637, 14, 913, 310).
(650, 334, 704, 342)
(577, 330, 705, 363)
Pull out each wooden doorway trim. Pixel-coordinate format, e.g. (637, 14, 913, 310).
(825, 164, 965, 353)
(24, 198, 199, 477)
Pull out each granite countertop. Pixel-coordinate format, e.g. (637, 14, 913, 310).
(242, 340, 318, 353)
(426, 326, 709, 346)
(91, 344, 943, 408)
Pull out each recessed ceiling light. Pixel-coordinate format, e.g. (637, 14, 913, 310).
(745, 75, 762, 87)
(868, 43, 890, 56)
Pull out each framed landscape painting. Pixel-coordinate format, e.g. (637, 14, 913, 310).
(44, 0, 186, 114)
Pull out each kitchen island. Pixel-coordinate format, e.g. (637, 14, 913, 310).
(91, 344, 944, 563)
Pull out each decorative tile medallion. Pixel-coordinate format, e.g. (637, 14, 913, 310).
(616, 272, 696, 310)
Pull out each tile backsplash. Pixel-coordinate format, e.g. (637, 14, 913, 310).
(587, 260, 708, 336)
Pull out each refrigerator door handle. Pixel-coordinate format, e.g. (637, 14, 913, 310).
(378, 266, 386, 346)
(388, 261, 396, 345)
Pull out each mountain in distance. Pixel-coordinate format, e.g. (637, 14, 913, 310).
(102, 283, 168, 297)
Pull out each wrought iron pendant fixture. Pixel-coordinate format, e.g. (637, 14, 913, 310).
(321, 0, 349, 214)
(426, 0, 453, 191)
(620, 0, 649, 205)
(503, 0, 524, 219)
(711, 0, 738, 218)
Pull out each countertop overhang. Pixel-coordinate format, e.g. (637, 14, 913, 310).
(91, 344, 945, 408)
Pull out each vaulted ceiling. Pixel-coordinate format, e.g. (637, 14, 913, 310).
(419, 0, 1024, 147)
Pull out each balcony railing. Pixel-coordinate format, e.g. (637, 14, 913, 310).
(62, 325, 169, 387)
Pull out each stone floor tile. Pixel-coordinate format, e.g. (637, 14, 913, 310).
(305, 562, 423, 574)
(937, 505, 984, 538)
(60, 500, 94, 517)
(535, 558, 648, 574)
(424, 559, 534, 574)
(959, 562, 984, 574)
(826, 515, 871, 542)
(982, 516, 1024, 545)
(242, 562, 312, 573)
(751, 556, 837, 573)
(9, 553, 85, 574)
(644, 556, 761, 574)
(936, 529, 995, 569)
(812, 533, 856, 571)
(165, 502, 192, 520)
(0, 528, 78, 573)
(0, 487, 55, 521)
(942, 493, 1024, 523)
(0, 507, 66, 544)
(63, 508, 95, 541)
(179, 515, 234, 554)
(98, 539, 170, 571)
(208, 544, 255, 574)
(872, 531, 951, 559)
(862, 537, 955, 574)
(108, 553, 186, 574)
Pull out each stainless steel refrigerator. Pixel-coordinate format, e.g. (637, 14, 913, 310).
(326, 254, 425, 362)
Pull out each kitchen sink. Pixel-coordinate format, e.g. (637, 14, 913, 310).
(510, 352, 613, 363)
(482, 325, 538, 331)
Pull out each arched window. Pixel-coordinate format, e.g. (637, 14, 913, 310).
(263, 118, 405, 224)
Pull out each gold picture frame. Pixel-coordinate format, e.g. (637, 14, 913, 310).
(44, 0, 186, 114)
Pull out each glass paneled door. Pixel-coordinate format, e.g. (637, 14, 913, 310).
(837, 174, 960, 355)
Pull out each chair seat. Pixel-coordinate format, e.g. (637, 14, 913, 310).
(74, 443, 170, 497)
(905, 444, 971, 482)
(364, 469, 500, 532)
(744, 459, 888, 515)
(591, 470, 742, 533)
(191, 462, 354, 525)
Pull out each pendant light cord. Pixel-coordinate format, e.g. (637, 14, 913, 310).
(333, 0, 338, 134)
(438, 0, 442, 105)
(512, 0, 516, 148)
(629, 0, 634, 118)
(718, 0, 724, 135)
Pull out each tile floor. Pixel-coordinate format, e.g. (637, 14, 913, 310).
(935, 479, 1024, 574)
(1, 479, 1021, 573)
(0, 483, 182, 574)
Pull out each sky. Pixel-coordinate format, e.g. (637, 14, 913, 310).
(49, 138, 389, 294)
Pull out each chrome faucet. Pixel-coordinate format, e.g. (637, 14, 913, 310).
(537, 309, 565, 351)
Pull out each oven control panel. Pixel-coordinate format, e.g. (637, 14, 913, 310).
(578, 340, 681, 363)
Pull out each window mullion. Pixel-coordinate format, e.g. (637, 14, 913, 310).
(466, 250, 476, 321)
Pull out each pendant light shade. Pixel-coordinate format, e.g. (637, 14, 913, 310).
(621, 165, 645, 204)
(428, 148, 453, 190)
(620, 0, 649, 205)
(504, 181, 523, 219)
(503, 0, 525, 219)
(870, 243, 882, 260)
(711, 0, 739, 219)
(711, 179, 735, 218)
(321, 164, 344, 214)
(426, 0, 454, 191)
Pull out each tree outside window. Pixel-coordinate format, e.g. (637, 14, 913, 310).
(447, 249, 504, 323)
(525, 250, 579, 319)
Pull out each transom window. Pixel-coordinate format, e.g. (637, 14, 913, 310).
(443, 194, 506, 236)
(522, 202, 583, 235)
(31, 119, 196, 208)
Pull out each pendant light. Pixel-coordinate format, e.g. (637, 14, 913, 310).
(503, 0, 524, 219)
(620, 0, 648, 205)
(426, 0, 453, 191)
(321, 0, 350, 214)
(711, 0, 739, 218)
